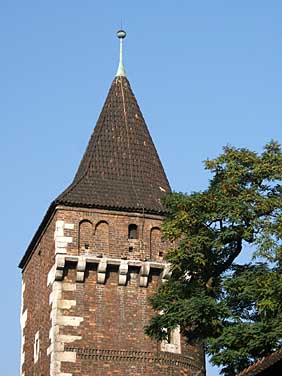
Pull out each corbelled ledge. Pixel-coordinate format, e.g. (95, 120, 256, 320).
(48, 254, 171, 287)
(64, 347, 202, 371)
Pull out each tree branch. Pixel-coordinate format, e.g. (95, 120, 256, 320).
(214, 239, 242, 277)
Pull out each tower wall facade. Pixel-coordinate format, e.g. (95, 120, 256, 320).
(20, 206, 205, 375)
(20, 212, 56, 376)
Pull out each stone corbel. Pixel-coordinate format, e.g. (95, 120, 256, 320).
(97, 258, 107, 284)
(139, 262, 150, 287)
(161, 264, 171, 284)
(76, 256, 86, 282)
(55, 255, 66, 281)
(118, 260, 128, 286)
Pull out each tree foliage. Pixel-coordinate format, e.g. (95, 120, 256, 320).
(145, 141, 282, 375)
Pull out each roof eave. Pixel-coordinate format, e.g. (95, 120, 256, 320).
(236, 350, 282, 376)
(19, 200, 168, 270)
(56, 199, 169, 216)
(18, 201, 57, 270)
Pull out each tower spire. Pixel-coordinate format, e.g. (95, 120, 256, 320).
(116, 29, 126, 77)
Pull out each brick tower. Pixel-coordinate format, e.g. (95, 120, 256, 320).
(19, 30, 205, 376)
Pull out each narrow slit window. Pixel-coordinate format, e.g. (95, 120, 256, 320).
(34, 331, 40, 363)
(128, 224, 138, 239)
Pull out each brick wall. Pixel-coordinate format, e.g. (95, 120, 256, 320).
(56, 206, 169, 260)
(21, 213, 56, 376)
(20, 206, 205, 376)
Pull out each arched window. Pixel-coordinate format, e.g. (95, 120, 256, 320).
(78, 220, 93, 253)
(94, 221, 109, 253)
(128, 224, 138, 239)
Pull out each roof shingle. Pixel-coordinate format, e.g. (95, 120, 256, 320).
(236, 350, 282, 376)
(19, 75, 170, 269)
(55, 75, 171, 214)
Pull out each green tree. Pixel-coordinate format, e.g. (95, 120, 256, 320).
(145, 141, 282, 375)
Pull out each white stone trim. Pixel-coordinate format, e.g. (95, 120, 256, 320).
(161, 326, 181, 354)
(48, 254, 169, 288)
(34, 330, 40, 363)
(54, 220, 74, 255)
(20, 309, 28, 329)
(48, 275, 83, 376)
(76, 256, 86, 282)
(97, 258, 107, 284)
(20, 308, 27, 374)
(161, 264, 172, 283)
(21, 281, 25, 312)
(20, 278, 27, 376)
(47, 255, 67, 286)
(62, 283, 76, 291)
(57, 300, 76, 310)
(118, 260, 128, 285)
(56, 315, 83, 327)
(47, 264, 56, 286)
(52, 254, 168, 269)
(140, 262, 150, 287)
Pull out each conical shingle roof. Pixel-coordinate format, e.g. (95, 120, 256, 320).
(55, 76, 171, 214)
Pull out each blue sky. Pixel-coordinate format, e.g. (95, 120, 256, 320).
(1, 1, 282, 375)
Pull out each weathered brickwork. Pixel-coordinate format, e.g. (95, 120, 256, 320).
(57, 263, 204, 375)
(20, 55, 206, 375)
(55, 206, 169, 260)
(21, 213, 56, 376)
(20, 206, 205, 375)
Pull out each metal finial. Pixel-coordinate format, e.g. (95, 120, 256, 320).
(116, 29, 126, 77)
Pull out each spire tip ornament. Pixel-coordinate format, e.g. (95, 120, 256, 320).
(116, 29, 127, 77)
(117, 29, 126, 39)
